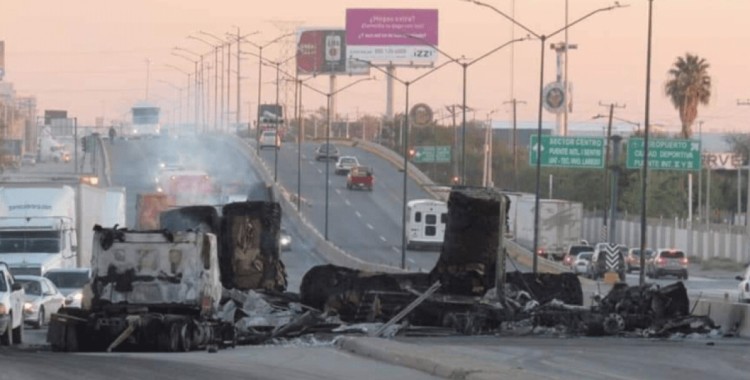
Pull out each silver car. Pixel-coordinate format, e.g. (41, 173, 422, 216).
(573, 252, 593, 275)
(44, 268, 92, 308)
(14, 275, 65, 328)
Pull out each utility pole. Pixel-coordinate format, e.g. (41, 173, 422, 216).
(738, 100, 750, 261)
(504, 99, 526, 191)
(235, 27, 241, 129)
(599, 101, 626, 242)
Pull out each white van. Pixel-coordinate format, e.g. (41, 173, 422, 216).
(259, 130, 280, 150)
(405, 199, 448, 251)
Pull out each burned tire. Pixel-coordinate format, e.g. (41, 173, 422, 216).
(180, 322, 193, 352)
(13, 322, 24, 344)
(0, 314, 13, 346)
(619, 272, 626, 282)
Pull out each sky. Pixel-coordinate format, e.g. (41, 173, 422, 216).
(1, 0, 749, 134)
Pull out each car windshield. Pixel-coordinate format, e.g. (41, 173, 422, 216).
(569, 246, 593, 255)
(578, 253, 593, 261)
(661, 250, 685, 259)
(45, 271, 90, 288)
(341, 158, 356, 164)
(16, 279, 42, 295)
(0, 231, 61, 253)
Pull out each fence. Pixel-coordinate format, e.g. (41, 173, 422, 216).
(583, 211, 750, 263)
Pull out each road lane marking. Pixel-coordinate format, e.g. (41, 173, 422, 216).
(379, 236, 387, 242)
(367, 223, 374, 230)
(408, 258, 416, 264)
(344, 200, 350, 206)
(355, 211, 362, 218)
(392, 247, 399, 253)
(335, 189, 341, 195)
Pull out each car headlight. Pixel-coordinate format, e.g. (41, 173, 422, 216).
(0, 303, 6, 315)
(280, 236, 291, 245)
(24, 302, 35, 312)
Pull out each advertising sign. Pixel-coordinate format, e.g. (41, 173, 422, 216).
(258, 104, 283, 124)
(410, 103, 433, 127)
(296, 29, 369, 75)
(345, 9, 438, 64)
(703, 152, 745, 170)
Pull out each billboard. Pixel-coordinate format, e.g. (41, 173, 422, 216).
(703, 152, 745, 170)
(345, 8, 438, 64)
(296, 29, 369, 75)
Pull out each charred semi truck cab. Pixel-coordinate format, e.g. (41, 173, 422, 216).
(48, 228, 233, 352)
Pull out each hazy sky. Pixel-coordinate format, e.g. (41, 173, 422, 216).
(2, 0, 749, 134)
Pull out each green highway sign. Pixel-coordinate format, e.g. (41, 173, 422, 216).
(528, 135, 605, 168)
(626, 137, 701, 171)
(413, 145, 451, 163)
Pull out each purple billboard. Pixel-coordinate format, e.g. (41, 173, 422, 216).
(346, 9, 438, 46)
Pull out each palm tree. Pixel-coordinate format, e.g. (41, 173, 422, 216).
(664, 53, 711, 139)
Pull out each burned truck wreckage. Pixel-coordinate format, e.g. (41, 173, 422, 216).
(49, 188, 716, 352)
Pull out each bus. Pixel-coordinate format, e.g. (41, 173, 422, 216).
(405, 199, 448, 251)
(123, 102, 161, 139)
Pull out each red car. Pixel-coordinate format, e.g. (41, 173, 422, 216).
(346, 166, 374, 191)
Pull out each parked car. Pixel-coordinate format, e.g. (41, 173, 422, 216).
(335, 156, 360, 175)
(0, 262, 24, 345)
(626, 248, 653, 273)
(21, 153, 37, 166)
(646, 248, 689, 280)
(44, 268, 92, 308)
(563, 245, 593, 268)
(573, 252, 593, 276)
(315, 143, 339, 161)
(588, 243, 626, 281)
(279, 228, 292, 252)
(14, 275, 65, 328)
(736, 265, 750, 303)
(346, 166, 374, 191)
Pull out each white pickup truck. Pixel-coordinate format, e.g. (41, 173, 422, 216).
(0, 262, 25, 345)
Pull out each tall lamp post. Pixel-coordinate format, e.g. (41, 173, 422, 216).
(300, 77, 375, 240)
(639, 0, 655, 286)
(354, 58, 456, 269)
(165, 64, 193, 129)
(241, 32, 295, 154)
(173, 48, 206, 130)
(157, 80, 183, 127)
(465, 0, 626, 273)
(406, 34, 528, 185)
(188, 35, 222, 131)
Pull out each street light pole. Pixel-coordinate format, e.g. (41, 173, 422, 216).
(639, 0, 655, 286)
(355, 58, 455, 268)
(404, 34, 528, 185)
(241, 32, 294, 153)
(466, 0, 626, 273)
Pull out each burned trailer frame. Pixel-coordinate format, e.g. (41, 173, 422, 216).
(48, 227, 235, 352)
(159, 202, 288, 292)
(300, 188, 584, 332)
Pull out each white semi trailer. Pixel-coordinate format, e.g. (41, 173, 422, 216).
(0, 182, 126, 275)
(511, 194, 584, 261)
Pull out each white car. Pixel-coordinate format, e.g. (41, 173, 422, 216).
(44, 268, 91, 309)
(335, 156, 360, 175)
(14, 275, 65, 328)
(573, 252, 593, 275)
(737, 266, 750, 303)
(259, 130, 280, 150)
(0, 262, 25, 345)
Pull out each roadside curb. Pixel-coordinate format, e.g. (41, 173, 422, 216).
(335, 336, 547, 380)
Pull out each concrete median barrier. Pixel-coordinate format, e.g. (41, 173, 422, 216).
(692, 299, 750, 338)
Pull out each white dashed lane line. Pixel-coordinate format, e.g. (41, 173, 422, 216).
(408, 258, 416, 264)
(392, 247, 399, 253)
(355, 211, 362, 218)
(379, 236, 387, 242)
(367, 224, 374, 230)
(345, 199, 351, 206)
